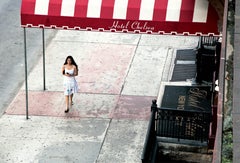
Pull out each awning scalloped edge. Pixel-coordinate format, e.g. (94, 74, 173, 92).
(21, 24, 219, 36)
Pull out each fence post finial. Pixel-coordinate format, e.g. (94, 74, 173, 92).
(151, 99, 157, 111)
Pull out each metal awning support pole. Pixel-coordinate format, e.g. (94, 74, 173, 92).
(24, 27, 29, 119)
(42, 28, 46, 90)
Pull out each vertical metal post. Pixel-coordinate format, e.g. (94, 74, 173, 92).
(24, 28, 29, 119)
(42, 28, 46, 90)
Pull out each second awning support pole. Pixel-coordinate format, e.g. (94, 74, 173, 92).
(42, 28, 46, 90)
(24, 27, 29, 120)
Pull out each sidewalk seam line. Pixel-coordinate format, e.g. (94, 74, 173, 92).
(120, 35, 142, 95)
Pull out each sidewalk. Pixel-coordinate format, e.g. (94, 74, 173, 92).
(0, 30, 199, 163)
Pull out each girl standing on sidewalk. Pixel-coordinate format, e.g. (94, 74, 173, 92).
(62, 56, 78, 113)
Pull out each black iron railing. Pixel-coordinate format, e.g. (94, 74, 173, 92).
(156, 107, 211, 142)
(142, 100, 212, 163)
(141, 100, 158, 163)
(200, 36, 220, 46)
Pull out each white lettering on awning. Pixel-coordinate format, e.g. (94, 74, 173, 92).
(193, 0, 209, 22)
(166, 0, 182, 21)
(61, 0, 76, 17)
(139, 0, 155, 20)
(34, 0, 49, 15)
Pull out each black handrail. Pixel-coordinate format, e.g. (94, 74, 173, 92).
(141, 100, 157, 163)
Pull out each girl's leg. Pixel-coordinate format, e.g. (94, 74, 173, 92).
(70, 94, 73, 105)
(65, 95, 69, 112)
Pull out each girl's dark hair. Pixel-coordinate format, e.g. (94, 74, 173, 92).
(64, 56, 78, 70)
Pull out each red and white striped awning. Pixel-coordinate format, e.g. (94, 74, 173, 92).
(21, 0, 220, 36)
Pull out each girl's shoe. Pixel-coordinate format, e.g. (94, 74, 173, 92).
(65, 108, 69, 113)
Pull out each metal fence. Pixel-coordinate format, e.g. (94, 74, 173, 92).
(157, 107, 211, 142)
(141, 100, 212, 163)
(141, 100, 158, 163)
(200, 36, 220, 46)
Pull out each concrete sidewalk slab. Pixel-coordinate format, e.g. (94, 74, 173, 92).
(97, 119, 148, 163)
(5, 91, 118, 118)
(37, 141, 102, 163)
(113, 95, 154, 120)
(25, 42, 136, 94)
(122, 46, 170, 96)
(0, 115, 110, 163)
(53, 30, 141, 45)
(0, 137, 47, 162)
(6, 91, 64, 116)
(76, 43, 135, 94)
(5, 90, 153, 121)
(0, 116, 57, 139)
(0, 114, 148, 163)
(139, 35, 199, 49)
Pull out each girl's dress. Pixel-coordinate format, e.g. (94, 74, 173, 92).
(63, 68, 78, 95)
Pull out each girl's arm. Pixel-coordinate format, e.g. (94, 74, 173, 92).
(62, 65, 65, 75)
(73, 66, 78, 76)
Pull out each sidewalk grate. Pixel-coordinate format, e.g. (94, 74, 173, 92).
(171, 49, 197, 81)
(175, 49, 196, 61)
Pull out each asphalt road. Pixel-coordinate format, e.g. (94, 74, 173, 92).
(0, 0, 56, 116)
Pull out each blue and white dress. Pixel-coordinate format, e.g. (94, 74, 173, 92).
(63, 68, 78, 96)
